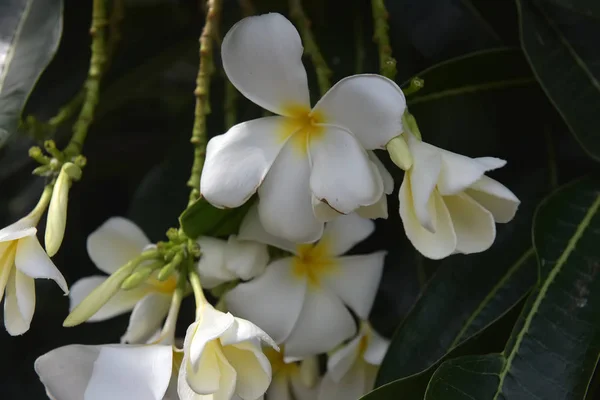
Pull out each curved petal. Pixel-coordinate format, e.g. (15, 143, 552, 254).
(317, 363, 366, 400)
(221, 317, 277, 350)
(436, 147, 490, 196)
(474, 157, 506, 170)
(326, 335, 361, 382)
(238, 205, 297, 253)
(407, 136, 442, 232)
(69, 276, 147, 322)
(225, 235, 269, 281)
(284, 288, 356, 358)
(258, 140, 323, 243)
(290, 371, 320, 400)
(222, 13, 310, 116)
(363, 329, 390, 366)
(267, 373, 292, 400)
(368, 151, 394, 194)
(15, 235, 68, 293)
(187, 306, 235, 366)
(444, 193, 496, 254)
(0, 241, 15, 304)
(201, 117, 292, 208)
(87, 345, 173, 400)
(4, 269, 35, 335)
(309, 125, 383, 214)
(321, 213, 375, 256)
(312, 75, 405, 149)
(322, 252, 385, 318)
(226, 258, 306, 343)
(87, 217, 150, 275)
(399, 177, 457, 260)
(121, 293, 171, 344)
(356, 196, 389, 220)
(0, 221, 35, 242)
(222, 343, 271, 399)
(466, 176, 520, 223)
(312, 196, 342, 223)
(196, 237, 232, 289)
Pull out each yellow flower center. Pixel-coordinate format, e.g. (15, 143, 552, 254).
(146, 275, 178, 294)
(292, 237, 338, 287)
(265, 347, 298, 376)
(0, 241, 17, 297)
(279, 105, 326, 156)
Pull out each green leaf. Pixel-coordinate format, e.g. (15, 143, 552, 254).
(0, 0, 63, 147)
(179, 198, 254, 240)
(419, 177, 600, 399)
(517, 0, 600, 161)
(544, 0, 600, 19)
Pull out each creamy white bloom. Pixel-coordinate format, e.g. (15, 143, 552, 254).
(178, 303, 277, 400)
(400, 133, 520, 259)
(264, 348, 319, 400)
(69, 217, 174, 344)
(197, 234, 269, 289)
(35, 343, 178, 400)
(317, 323, 389, 400)
(201, 13, 405, 243)
(0, 213, 68, 335)
(226, 208, 386, 358)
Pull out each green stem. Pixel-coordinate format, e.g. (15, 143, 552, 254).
(28, 185, 54, 223)
(158, 273, 186, 344)
(187, 0, 222, 206)
(63, 0, 108, 158)
(371, 0, 397, 80)
(189, 266, 208, 318)
(289, 0, 332, 95)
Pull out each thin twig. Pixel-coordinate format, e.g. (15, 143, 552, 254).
(289, 0, 332, 95)
(187, 0, 222, 205)
(371, 0, 397, 80)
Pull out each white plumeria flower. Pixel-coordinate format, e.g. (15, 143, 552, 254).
(69, 217, 176, 344)
(196, 234, 269, 289)
(201, 13, 405, 243)
(226, 207, 386, 358)
(0, 212, 68, 335)
(400, 133, 520, 259)
(317, 323, 389, 400)
(264, 348, 319, 400)
(35, 343, 180, 400)
(178, 303, 277, 400)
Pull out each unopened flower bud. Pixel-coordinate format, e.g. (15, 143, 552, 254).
(386, 135, 413, 171)
(45, 163, 75, 257)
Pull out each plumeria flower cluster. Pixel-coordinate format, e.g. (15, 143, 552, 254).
(26, 10, 521, 400)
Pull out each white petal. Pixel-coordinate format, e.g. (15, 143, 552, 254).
(201, 117, 291, 208)
(87, 345, 173, 400)
(0, 241, 16, 304)
(0, 217, 36, 242)
(436, 147, 489, 195)
(312, 196, 342, 223)
(69, 276, 147, 322)
(258, 140, 323, 243)
(177, 355, 199, 400)
(407, 136, 442, 232)
(312, 75, 405, 149)
(121, 293, 172, 344)
(87, 217, 150, 275)
(222, 13, 310, 116)
(321, 213, 375, 256)
(326, 335, 362, 382)
(323, 252, 385, 318)
(267, 373, 292, 400)
(15, 235, 68, 293)
(221, 317, 278, 350)
(222, 342, 271, 399)
(356, 196, 389, 220)
(290, 371, 320, 400)
(309, 125, 383, 214)
(317, 364, 366, 400)
(238, 205, 297, 254)
(225, 235, 269, 280)
(186, 306, 235, 366)
(4, 269, 34, 335)
(444, 193, 496, 254)
(196, 237, 232, 289)
(368, 151, 394, 194)
(399, 177, 457, 260)
(226, 258, 306, 343)
(363, 329, 390, 366)
(466, 176, 520, 223)
(284, 288, 356, 358)
(474, 157, 506, 170)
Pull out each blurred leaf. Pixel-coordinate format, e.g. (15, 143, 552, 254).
(544, 0, 600, 18)
(179, 198, 254, 240)
(0, 0, 63, 147)
(517, 0, 600, 161)
(417, 177, 600, 399)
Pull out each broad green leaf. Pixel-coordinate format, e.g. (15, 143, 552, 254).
(0, 0, 63, 147)
(179, 198, 254, 240)
(517, 0, 600, 161)
(544, 0, 600, 18)
(420, 177, 600, 399)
